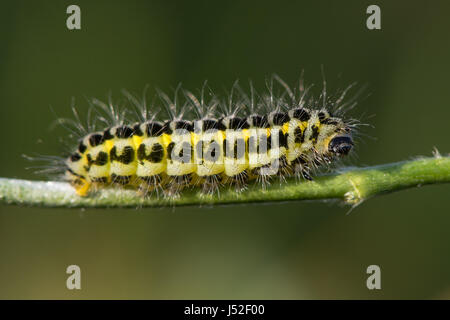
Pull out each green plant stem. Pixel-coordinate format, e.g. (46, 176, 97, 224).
(0, 156, 449, 208)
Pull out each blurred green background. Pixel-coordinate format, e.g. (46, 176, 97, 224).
(1, 0, 449, 299)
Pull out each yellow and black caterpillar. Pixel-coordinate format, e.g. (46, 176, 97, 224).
(63, 78, 358, 197)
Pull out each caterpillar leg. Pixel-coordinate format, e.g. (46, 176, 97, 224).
(198, 174, 222, 195)
(73, 179, 91, 196)
(164, 174, 192, 198)
(222, 171, 248, 193)
(291, 155, 314, 182)
(66, 169, 92, 196)
(301, 170, 313, 181)
(137, 175, 163, 197)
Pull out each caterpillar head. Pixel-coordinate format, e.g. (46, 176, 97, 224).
(328, 134, 353, 157)
(313, 109, 354, 158)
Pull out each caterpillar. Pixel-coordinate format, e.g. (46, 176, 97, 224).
(55, 76, 360, 197)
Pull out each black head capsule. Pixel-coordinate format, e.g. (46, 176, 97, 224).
(328, 135, 353, 156)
